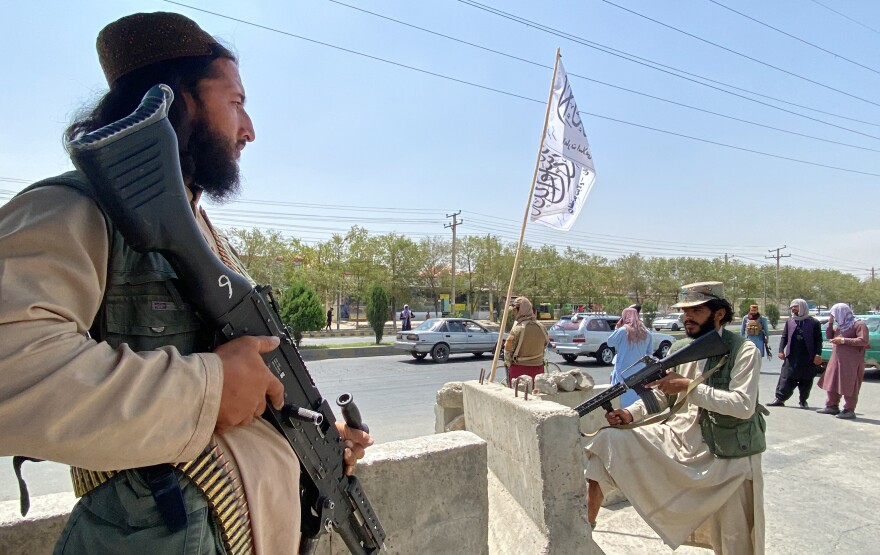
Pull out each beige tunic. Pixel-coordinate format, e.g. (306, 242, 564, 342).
(585, 336, 765, 554)
(0, 185, 300, 554)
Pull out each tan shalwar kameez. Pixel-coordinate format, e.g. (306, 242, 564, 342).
(585, 335, 765, 555)
(0, 185, 300, 554)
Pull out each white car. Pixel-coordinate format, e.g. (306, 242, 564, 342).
(394, 318, 505, 363)
(653, 312, 685, 332)
(549, 313, 676, 365)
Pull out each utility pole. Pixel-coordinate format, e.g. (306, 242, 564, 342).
(723, 253, 735, 267)
(765, 246, 791, 304)
(445, 211, 462, 315)
(872, 267, 875, 282)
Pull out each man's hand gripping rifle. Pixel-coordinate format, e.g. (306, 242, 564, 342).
(66, 85, 385, 555)
(573, 331, 729, 417)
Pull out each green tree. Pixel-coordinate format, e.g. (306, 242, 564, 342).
(642, 300, 658, 327)
(765, 304, 780, 329)
(278, 278, 325, 346)
(739, 298, 758, 319)
(226, 227, 299, 288)
(376, 233, 421, 325)
(366, 285, 390, 344)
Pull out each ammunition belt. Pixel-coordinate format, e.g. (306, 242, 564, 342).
(71, 441, 253, 554)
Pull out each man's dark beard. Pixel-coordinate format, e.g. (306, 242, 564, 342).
(686, 312, 718, 338)
(185, 118, 241, 203)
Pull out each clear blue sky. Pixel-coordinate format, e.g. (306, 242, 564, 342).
(2, 0, 879, 278)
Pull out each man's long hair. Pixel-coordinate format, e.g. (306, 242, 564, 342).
(705, 299, 734, 326)
(65, 44, 236, 182)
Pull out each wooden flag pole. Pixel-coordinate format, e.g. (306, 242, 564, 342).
(488, 48, 561, 384)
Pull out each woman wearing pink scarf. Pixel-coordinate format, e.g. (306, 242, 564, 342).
(817, 303, 869, 419)
(607, 307, 653, 407)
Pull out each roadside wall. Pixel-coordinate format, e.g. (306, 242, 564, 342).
(461, 381, 603, 555)
(0, 432, 488, 555)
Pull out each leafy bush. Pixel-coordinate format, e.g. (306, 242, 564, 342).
(765, 304, 780, 329)
(278, 279, 325, 346)
(366, 285, 390, 344)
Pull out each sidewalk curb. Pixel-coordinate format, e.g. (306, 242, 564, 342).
(300, 345, 397, 361)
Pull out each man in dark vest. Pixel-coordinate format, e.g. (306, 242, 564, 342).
(0, 12, 372, 553)
(585, 281, 766, 554)
(768, 298, 823, 408)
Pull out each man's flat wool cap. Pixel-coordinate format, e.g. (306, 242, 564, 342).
(97, 12, 218, 86)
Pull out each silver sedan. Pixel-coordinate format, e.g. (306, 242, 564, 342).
(394, 318, 504, 363)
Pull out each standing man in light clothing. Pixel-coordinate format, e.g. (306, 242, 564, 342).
(585, 282, 765, 554)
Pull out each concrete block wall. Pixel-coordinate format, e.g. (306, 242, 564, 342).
(0, 432, 488, 555)
(461, 381, 603, 555)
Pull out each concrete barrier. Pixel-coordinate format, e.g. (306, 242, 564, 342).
(461, 381, 603, 555)
(0, 432, 488, 555)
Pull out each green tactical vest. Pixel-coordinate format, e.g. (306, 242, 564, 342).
(20, 171, 213, 354)
(669, 329, 767, 459)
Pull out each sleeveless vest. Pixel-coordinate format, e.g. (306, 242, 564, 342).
(699, 330, 767, 459)
(21, 172, 254, 553)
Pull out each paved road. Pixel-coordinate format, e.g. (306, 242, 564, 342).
(4, 337, 879, 554)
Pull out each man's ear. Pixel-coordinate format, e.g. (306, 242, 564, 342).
(180, 89, 197, 117)
(714, 308, 726, 326)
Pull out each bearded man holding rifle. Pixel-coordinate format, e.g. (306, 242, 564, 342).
(0, 12, 376, 554)
(584, 282, 766, 555)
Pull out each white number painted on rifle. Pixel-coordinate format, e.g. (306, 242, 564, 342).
(218, 275, 232, 299)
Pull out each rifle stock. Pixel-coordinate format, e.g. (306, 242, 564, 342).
(574, 330, 729, 417)
(66, 85, 385, 554)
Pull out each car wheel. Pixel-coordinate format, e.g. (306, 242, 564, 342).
(597, 345, 614, 365)
(562, 354, 578, 363)
(671, 323, 680, 331)
(430, 343, 450, 363)
(412, 352, 427, 360)
(656, 341, 672, 358)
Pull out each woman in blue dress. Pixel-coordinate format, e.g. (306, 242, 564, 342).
(607, 307, 654, 408)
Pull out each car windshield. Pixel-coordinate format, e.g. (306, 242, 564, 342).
(416, 319, 441, 331)
(662, 313, 683, 319)
(549, 317, 572, 331)
(865, 318, 880, 333)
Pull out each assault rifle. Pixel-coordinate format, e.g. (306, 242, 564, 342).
(67, 85, 385, 555)
(574, 330, 729, 417)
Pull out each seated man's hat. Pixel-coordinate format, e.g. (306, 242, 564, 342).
(672, 281, 724, 308)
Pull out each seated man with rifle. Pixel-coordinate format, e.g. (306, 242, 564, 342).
(584, 282, 766, 555)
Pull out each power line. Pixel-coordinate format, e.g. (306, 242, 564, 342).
(0, 180, 877, 271)
(808, 0, 880, 36)
(453, 0, 880, 131)
(598, 0, 880, 108)
(707, 0, 880, 75)
(325, 0, 880, 154)
(155, 2, 880, 178)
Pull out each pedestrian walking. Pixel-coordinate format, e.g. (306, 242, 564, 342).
(326, 307, 333, 331)
(400, 304, 413, 331)
(817, 303, 869, 419)
(741, 304, 771, 359)
(768, 299, 822, 408)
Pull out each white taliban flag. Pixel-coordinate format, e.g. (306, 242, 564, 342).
(529, 58, 596, 231)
